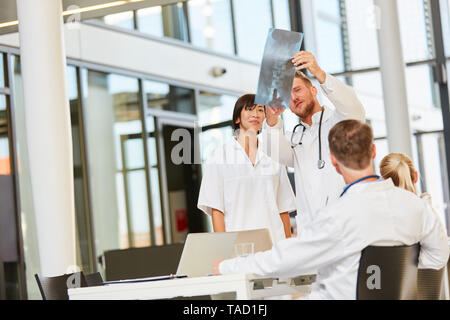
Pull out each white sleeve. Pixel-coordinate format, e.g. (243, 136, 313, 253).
(219, 212, 345, 278)
(320, 73, 366, 122)
(261, 118, 295, 168)
(197, 150, 225, 216)
(418, 200, 449, 270)
(276, 166, 296, 214)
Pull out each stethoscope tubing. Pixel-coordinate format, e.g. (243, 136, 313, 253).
(290, 108, 325, 170)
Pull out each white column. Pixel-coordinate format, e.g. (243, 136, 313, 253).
(16, 0, 76, 276)
(374, 0, 413, 157)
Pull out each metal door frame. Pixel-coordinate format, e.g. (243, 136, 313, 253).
(151, 112, 200, 244)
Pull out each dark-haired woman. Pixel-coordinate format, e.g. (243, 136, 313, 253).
(197, 94, 296, 242)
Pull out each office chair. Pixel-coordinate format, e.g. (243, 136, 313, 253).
(84, 272, 104, 287)
(35, 272, 87, 300)
(102, 243, 185, 281)
(356, 244, 420, 300)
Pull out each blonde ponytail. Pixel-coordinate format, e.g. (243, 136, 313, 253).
(380, 153, 417, 194)
(396, 161, 416, 194)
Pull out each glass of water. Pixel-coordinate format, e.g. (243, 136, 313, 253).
(234, 242, 254, 257)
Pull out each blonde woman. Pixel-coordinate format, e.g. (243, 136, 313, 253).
(379, 153, 445, 224)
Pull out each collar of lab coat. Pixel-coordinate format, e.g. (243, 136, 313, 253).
(300, 105, 333, 128)
(231, 135, 264, 167)
(342, 178, 395, 197)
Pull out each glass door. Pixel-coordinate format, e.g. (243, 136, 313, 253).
(153, 115, 207, 244)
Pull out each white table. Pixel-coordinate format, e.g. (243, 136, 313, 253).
(68, 274, 313, 300)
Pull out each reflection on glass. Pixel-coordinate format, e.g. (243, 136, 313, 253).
(67, 65, 94, 272)
(146, 116, 164, 245)
(272, 0, 291, 30)
(443, 0, 450, 56)
(187, 0, 234, 54)
(398, 0, 432, 62)
(315, 0, 344, 73)
(0, 53, 5, 88)
(0, 93, 5, 110)
(405, 65, 443, 132)
(10, 55, 41, 299)
(233, 0, 272, 62)
(419, 133, 447, 224)
(137, 3, 189, 41)
(136, 6, 164, 37)
(103, 11, 135, 29)
(83, 70, 151, 261)
(351, 71, 386, 138)
(144, 80, 195, 114)
(373, 138, 388, 174)
(0, 94, 9, 175)
(345, 0, 380, 69)
(197, 91, 236, 126)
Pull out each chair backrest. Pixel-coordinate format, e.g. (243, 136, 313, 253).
(35, 272, 87, 300)
(84, 272, 104, 287)
(357, 244, 420, 300)
(417, 268, 445, 300)
(102, 243, 185, 281)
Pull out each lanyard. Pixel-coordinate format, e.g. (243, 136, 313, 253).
(339, 175, 380, 197)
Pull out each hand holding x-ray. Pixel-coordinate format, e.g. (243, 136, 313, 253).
(255, 28, 304, 109)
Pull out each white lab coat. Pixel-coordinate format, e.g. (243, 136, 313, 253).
(219, 179, 450, 300)
(262, 73, 365, 233)
(197, 137, 296, 242)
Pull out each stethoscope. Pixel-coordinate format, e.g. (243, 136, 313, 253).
(290, 108, 326, 170)
(339, 175, 381, 197)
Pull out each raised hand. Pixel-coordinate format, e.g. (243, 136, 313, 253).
(292, 51, 326, 84)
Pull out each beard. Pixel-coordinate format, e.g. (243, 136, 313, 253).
(293, 100, 315, 119)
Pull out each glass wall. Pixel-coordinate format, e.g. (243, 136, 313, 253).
(345, 0, 380, 70)
(88, 1, 291, 62)
(136, 2, 189, 41)
(143, 80, 195, 114)
(442, 0, 450, 56)
(136, 6, 164, 37)
(103, 11, 135, 30)
(10, 55, 41, 300)
(232, 0, 272, 62)
(187, 0, 235, 54)
(0, 93, 7, 175)
(315, 0, 345, 73)
(144, 116, 164, 245)
(82, 70, 152, 268)
(312, 0, 448, 230)
(0, 53, 4, 88)
(197, 91, 235, 159)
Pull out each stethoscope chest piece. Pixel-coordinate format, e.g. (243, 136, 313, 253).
(318, 159, 325, 170)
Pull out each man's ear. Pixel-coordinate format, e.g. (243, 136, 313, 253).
(372, 144, 377, 160)
(311, 86, 318, 97)
(413, 171, 419, 184)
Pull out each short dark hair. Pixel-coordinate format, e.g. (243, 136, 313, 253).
(232, 94, 263, 131)
(328, 120, 374, 170)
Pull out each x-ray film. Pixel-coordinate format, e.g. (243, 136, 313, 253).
(255, 29, 304, 109)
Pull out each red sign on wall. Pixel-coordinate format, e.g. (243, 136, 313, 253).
(175, 209, 188, 232)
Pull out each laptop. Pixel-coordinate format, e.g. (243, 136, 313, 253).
(176, 229, 273, 278)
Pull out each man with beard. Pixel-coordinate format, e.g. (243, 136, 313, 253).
(263, 51, 365, 235)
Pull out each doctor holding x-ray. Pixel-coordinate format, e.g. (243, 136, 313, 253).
(263, 51, 366, 235)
